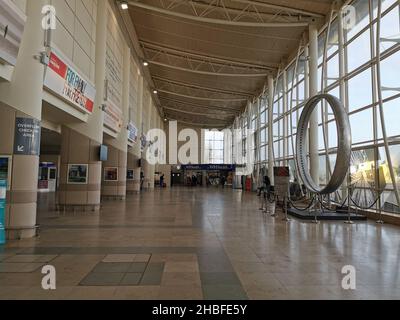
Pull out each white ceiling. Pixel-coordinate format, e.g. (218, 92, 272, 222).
(123, 0, 334, 127)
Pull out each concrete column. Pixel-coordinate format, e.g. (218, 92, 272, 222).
(148, 103, 155, 190)
(0, 0, 47, 239)
(126, 152, 140, 194)
(102, 45, 130, 199)
(309, 24, 320, 186)
(267, 75, 275, 186)
(283, 70, 288, 165)
(127, 67, 143, 193)
(136, 76, 144, 191)
(142, 89, 151, 190)
(58, 0, 107, 210)
(338, 8, 349, 199)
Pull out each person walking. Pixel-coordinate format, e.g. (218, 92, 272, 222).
(220, 175, 226, 189)
(160, 174, 165, 188)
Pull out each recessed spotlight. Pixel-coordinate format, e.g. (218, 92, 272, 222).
(143, 61, 149, 67)
(153, 90, 158, 94)
(121, 1, 129, 10)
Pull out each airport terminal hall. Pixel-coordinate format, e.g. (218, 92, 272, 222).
(2, 0, 400, 302)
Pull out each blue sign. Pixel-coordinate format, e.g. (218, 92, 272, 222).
(128, 122, 138, 143)
(181, 164, 236, 171)
(0, 180, 6, 245)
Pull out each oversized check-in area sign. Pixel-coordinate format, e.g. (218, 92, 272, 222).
(14, 118, 41, 156)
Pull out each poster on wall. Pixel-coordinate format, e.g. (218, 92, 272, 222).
(103, 100, 123, 133)
(0, 156, 10, 181)
(104, 167, 118, 181)
(67, 164, 88, 184)
(14, 118, 41, 156)
(44, 50, 96, 114)
(0, 0, 26, 66)
(128, 122, 138, 143)
(127, 169, 134, 180)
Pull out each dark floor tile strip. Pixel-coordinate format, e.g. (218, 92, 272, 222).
(40, 224, 194, 229)
(18, 247, 200, 255)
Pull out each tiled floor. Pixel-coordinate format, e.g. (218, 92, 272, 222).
(1, 187, 400, 300)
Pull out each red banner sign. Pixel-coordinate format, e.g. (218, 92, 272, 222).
(44, 50, 96, 113)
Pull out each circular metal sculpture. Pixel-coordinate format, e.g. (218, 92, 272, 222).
(296, 94, 352, 195)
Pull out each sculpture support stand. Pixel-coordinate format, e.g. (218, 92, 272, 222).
(282, 195, 291, 222)
(344, 175, 354, 225)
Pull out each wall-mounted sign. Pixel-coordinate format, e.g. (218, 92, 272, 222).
(67, 164, 88, 184)
(128, 122, 138, 143)
(0, 179, 7, 244)
(0, 0, 26, 66)
(127, 169, 134, 180)
(44, 50, 96, 114)
(104, 167, 118, 181)
(104, 100, 123, 133)
(274, 166, 290, 197)
(140, 134, 147, 151)
(14, 117, 41, 156)
(181, 164, 236, 171)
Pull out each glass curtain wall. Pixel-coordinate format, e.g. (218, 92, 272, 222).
(228, 0, 400, 214)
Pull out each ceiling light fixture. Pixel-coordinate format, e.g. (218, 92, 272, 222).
(153, 90, 158, 94)
(120, 1, 129, 10)
(143, 60, 149, 67)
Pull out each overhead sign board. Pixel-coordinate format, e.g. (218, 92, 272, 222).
(104, 100, 123, 133)
(128, 122, 138, 143)
(181, 164, 236, 171)
(44, 50, 96, 113)
(13, 117, 41, 156)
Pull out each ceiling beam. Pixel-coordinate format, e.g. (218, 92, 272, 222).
(164, 106, 232, 119)
(230, 0, 324, 18)
(140, 40, 277, 70)
(127, 1, 311, 27)
(148, 60, 269, 77)
(158, 90, 247, 102)
(153, 76, 254, 97)
(159, 96, 242, 114)
(166, 118, 227, 128)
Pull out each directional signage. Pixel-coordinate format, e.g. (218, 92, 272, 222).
(13, 117, 41, 156)
(0, 180, 6, 244)
(181, 164, 236, 171)
(128, 122, 138, 143)
(44, 50, 95, 113)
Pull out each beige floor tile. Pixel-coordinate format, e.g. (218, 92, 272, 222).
(161, 272, 201, 287)
(133, 254, 151, 263)
(102, 254, 136, 263)
(158, 285, 203, 300)
(0, 263, 44, 273)
(164, 261, 199, 273)
(114, 286, 160, 300)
